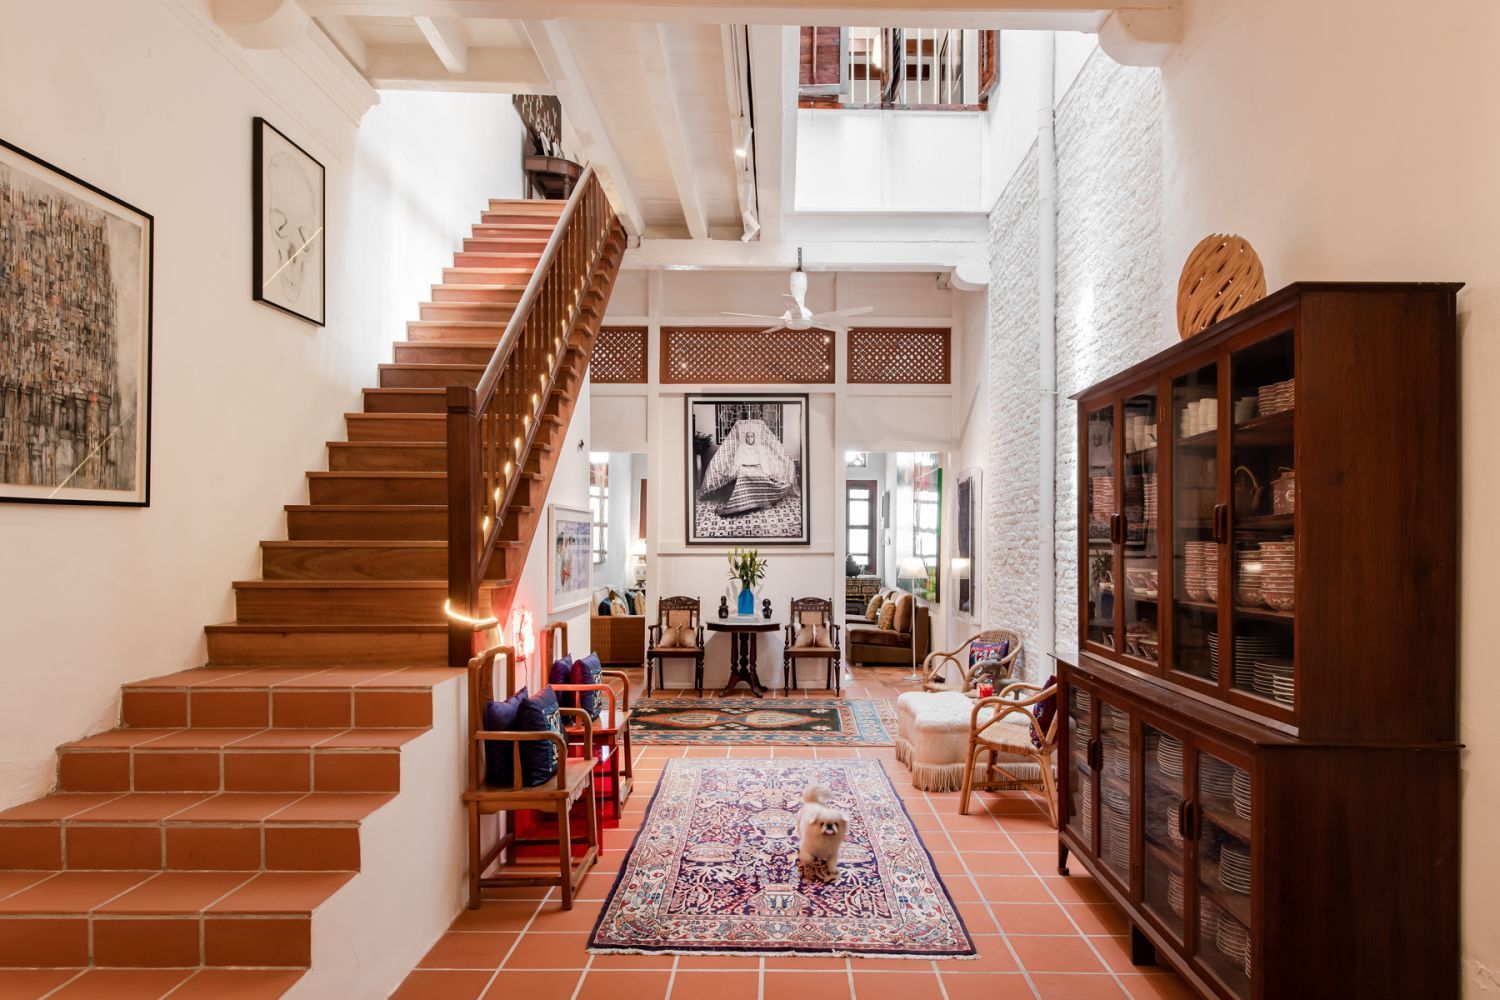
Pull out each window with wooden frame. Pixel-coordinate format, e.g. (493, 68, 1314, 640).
(798, 27, 999, 111)
(589, 455, 609, 564)
(847, 480, 877, 575)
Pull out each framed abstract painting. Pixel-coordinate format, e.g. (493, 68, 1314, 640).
(549, 503, 593, 613)
(252, 117, 325, 326)
(0, 137, 154, 506)
(685, 393, 809, 546)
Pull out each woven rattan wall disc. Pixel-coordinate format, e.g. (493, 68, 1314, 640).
(1176, 234, 1267, 339)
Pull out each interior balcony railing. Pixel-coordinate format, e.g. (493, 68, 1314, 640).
(799, 27, 998, 111)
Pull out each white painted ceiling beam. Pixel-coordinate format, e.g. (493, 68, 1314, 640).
(636, 23, 709, 240)
(1097, 7, 1182, 66)
(363, 42, 550, 91)
(745, 24, 794, 244)
(522, 20, 647, 238)
(316, 14, 368, 69)
(623, 238, 988, 286)
(413, 15, 468, 73)
(300, 0, 1171, 31)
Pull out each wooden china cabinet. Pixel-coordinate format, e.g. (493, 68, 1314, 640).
(1058, 283, 1461, 1000)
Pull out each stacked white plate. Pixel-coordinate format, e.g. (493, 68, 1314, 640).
(1219, 842, 1253, 894)
(1252, 658, 1294, 703)
(1200, 897, 1223, 944)
(1167, 870, 1185, 917)
(1185, 541, 1219, 602)
(1201, 757, 1235, 799)
(1091, 475, 1116, 533)
(1232, 768, 1253, 820)
(1075, 790, 1093, 832)
(1217, 915, 1252, 967)
(1156, 733, 1185, 778)
(1101, 779, 1130, 814)
(1144, 472, 1159, 521)
(1164, 799, 1184, 847)
(1104, 807, 1131, 858)
(1075, 688, 1093, 715)
(1107, 706, 1129, 733)
(1209, 632, 1288, 690)
(1257, 377, 1295, 416)
(1257, 538, 1295, 611)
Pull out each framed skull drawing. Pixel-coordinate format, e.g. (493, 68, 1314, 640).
(252, 117, 325, 326)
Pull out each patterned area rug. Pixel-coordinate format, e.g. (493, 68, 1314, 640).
(589, 759, 974, 959)
(630, 698, 896, 746)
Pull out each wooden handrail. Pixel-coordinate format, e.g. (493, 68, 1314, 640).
(446, 168, 621, 665)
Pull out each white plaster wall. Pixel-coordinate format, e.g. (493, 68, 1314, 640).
(796, 109, 984, 212)
(0, 0, 524, 809)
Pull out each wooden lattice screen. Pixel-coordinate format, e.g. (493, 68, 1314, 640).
(589, 326, 648, 383)
(847, 328, 951, 384)
(661, 328, 835, 384)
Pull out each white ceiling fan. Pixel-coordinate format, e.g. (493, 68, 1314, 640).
(721, 248, 873, 332)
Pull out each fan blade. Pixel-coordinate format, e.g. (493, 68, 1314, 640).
(814, 305, 874, 321)
(781, 293, 806, 315)
(760, 322, 789, 334)
(721, 311, 785, 321)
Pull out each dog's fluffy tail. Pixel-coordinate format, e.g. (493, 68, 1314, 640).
(803, 783, 832, 805)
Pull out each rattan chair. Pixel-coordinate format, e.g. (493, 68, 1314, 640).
(647, 596, 706, 695)
(782, 597, 842, 695)
(465, 644, 598, 910)
(543, 621, 634, 818)
(959, 680, 1060, 826)
(922, 628, 1024, 692)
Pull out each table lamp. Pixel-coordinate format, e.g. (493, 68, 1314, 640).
(897, 557, 929, 680)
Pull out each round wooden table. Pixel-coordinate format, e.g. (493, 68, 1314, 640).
(706, 618, 780, 697)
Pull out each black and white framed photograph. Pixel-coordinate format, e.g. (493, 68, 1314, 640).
(686, 393, 809, 546)
(956, 468, 982, 619)
(0, 137, 153, 506)
(253, 117, 324, 326)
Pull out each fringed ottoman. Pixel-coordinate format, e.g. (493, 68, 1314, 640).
(895, 690, 1041, 793)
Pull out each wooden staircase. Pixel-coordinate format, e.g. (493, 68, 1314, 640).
(0, 185, 625, 997)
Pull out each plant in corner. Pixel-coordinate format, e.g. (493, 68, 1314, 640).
(727, 547, 768, 616)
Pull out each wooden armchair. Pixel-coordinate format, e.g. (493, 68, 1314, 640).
(782, 597, 842, 695)
(922, 628, 1024, 692)
(465, 644, 599, 910)
(960, 679, 1060, 826)
(647, 596, 706, 695)
(542, 621, 634, 818)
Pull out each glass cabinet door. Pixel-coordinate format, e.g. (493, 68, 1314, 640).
(1065, 686, 1095, 850)
(1227, 330, 1296, 716)
(1121, 389, 1160, 669)
(1096, 700, 1133, 887)
(1194, 747, 1253, 999)
(1085, 404, 1119, 654)
(1170, 362, 1220, 686)
(1141, 721, 1188, 947)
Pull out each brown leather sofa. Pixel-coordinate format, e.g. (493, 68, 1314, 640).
(846, 591, 931, 668)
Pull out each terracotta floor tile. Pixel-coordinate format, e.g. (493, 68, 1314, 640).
(202, 914, 310, 967)
(1029, 972, 1131, 999)
(1065, 902, 1130, 937)
(0, 825, 62, 870)
(272, 690, 353, 728)
(64, 825, 163, 870)
(267, 792, 394, 822)
(353, 690, 431, 727)
(993, 902, 1082, 936)
(1044, 875, 1112, 906)
(526, 902, 608, 934)
(390, 970, 494, 1000)
(169, 793, 304, 823)
(449, 901, 538, 933)
(974, 875, 1054, 903)
(189, 690, 271, 728)
(164, 825, 261, 870)
(56, 751, 130, 793)
(97, 872, 252, 914)
(0, 872, 48, 902)
(848, 970, 945, 1000)
(1009, 935, 1108, 974)
(669, 970, 758, 999)
(953, 900, 1001, 934)
(478, 969, 585, 999)
(0, 872, 147, 913)
(501, 931, 591, 969)
(227, 730, 340, 750)
(319, 728, 424, 749)
(224, 752, 313, 793)
(66, 729, 180, 750)
(208, 873, 353, 914)
(946, 831, 1019, 853)
(674, 954, 759, 970)
(0, 794, 118, 821)
(764, 955, 847, 971)
(1118, 972, 1197, 999)
(586, 952, 674, 970)
(264, 825, 359, 871)
(312, 750, 399, 792)
(138, 729, 260, 750)
(46, 969, 192, 999)
(168, 969, 306, 999)
(132, 752, 221, 793)
(0, 917, 88, 966)
(69, 793, 208, 822)
(932, 935, 1018, 973)
(92, 915, 201, 967)
(0, 969, 79, 998)
(417, 931, 519, 969)
(573, 970, 671, 1000)
(121, 689, 188, 728)
(964, 852, 1036, 877)
(763, 971, 853, 999)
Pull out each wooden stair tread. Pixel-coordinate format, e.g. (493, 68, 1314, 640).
(206, 623, 448, 634)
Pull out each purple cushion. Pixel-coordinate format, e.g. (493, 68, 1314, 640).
(571, 652, 604, 719)
(548, 655, 575, 708)
(970, 639, 1009, 670)
(482, 686, 527, 788)
(517, 687, 562, 787)
(1032, 675, 1058, 749)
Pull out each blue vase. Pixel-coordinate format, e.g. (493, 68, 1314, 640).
(737, 585, 755, 616)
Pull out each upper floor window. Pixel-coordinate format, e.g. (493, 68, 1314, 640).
(589, 454, 609, 564)
(798, 27, 998, 111)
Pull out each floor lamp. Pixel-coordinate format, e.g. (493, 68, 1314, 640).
(897, 557, 929, 681)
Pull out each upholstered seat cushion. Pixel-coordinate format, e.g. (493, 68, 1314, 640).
(895, 691, 1039, 793)
(848, 626, 908, 648)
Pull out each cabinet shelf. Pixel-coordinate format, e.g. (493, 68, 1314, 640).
(1235, 513, 1294, 532)
(1232, 409, 1294, 445)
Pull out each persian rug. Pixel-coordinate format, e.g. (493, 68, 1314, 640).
(588, 759, 975, 959)
(630, 698, 896, 746)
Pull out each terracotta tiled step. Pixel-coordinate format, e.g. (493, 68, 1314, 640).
(120, 667, 444, 730)
(377, 362, 486, 390)
(306, 470, 447, 505)
(452, 252, 542, 269)
(0, 792, 392, 873)
(429, 282, 524, 304)
(441, 266, 535, 286)
(393, 340, 502, 365)
(405, 320, 507, 343)
(232, 581, 458, 624)
(0, 870, 350, 969)
(204, 624, 447, 668)
(362, 387, 445, 414)
(326, 442, 446, 473)
(284, 504, 446, 541)
(343, 412, 444, 443)
(0, 969, 306, 997)
(259, 539, 508, 581)
(55, 726, 419, 795)
(464, 236, 549, 253)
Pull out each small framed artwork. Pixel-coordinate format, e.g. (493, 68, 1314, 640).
(548, 504, 593, 613)
(252, 117, 325, 325)
(0, 137, 154, 506)
(956, 468, 982, 620)
(685, 393, 809, 546)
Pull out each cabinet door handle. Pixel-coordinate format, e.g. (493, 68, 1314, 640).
(1109, 512, 1123, 545)
(1176, 799, 1188, 840)
(1212, 503, 1228, 544)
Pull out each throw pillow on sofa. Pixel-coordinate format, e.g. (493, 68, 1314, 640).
(877, 601, 898, 631)
(865, 594, 884, 620)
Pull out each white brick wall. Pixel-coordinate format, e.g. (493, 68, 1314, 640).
(985, 49, 1170, 679)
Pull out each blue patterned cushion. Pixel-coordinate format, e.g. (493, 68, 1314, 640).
(1032, 675, 1058, 749)
(970, 639, 1008, 670)
(517, 688, 562, 787)
(571, 653, 604, 719)
(482, 686, 527, 788)
(548, 655, 575, 708)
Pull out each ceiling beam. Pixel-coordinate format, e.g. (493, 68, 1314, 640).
(622, 238, 988, 284)
(363, 42, 550, 91)
(315, 14, 368, 69)
(522, 20, 647, 238)
(746, 24, 794, 243)
(635, 24, 709, 239)
(413, 15, 468, 73)
(300, 0, 1171, 30)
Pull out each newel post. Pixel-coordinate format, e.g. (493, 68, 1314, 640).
(447, 384, 482, 667)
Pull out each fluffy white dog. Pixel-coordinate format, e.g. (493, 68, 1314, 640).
(795, 784, 848, 880)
